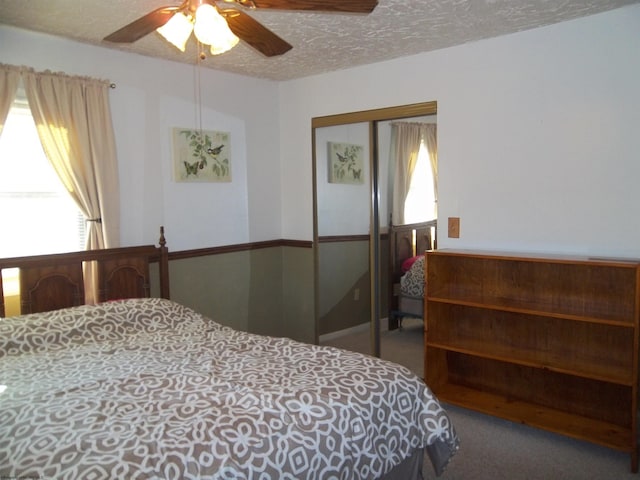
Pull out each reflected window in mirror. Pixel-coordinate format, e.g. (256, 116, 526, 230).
(390, 121, 437, 227)
(404, 140, 436, 224)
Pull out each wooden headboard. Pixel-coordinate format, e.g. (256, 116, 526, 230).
(387, 220, 436, 329)
(389, 220, 437, 283)
(0, 227, 170, 317)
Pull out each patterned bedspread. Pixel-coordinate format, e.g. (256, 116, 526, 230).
(400, 256, 425, 298)
(0, 298, 458, 479)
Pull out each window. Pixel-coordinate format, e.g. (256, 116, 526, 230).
(1, 95, 87, 303)
(0, 95, 86, 259)
(403, 140, 436, 224)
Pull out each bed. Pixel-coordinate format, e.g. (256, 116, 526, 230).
(0, 227, 170, 317)
(0, 229, 458, 479)
(388, 220, 436, 329)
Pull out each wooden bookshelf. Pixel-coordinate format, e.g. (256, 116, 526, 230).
(424, 250, 640, 472)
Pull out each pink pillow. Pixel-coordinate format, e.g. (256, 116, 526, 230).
(401, 255, 423, 273)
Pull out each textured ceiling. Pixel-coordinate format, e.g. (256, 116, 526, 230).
(1, 0, 638, 81)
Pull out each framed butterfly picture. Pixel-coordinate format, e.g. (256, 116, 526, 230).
(172, 127, 231, 182)
(328, 141, 364, 185)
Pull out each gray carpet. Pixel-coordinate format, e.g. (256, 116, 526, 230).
(321, 318, 637, 479)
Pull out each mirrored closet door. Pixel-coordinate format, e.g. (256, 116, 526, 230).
(312, 102, 437, 358)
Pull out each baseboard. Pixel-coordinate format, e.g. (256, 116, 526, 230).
(319, 318, 390, 342)
(319, 322, 369, 342)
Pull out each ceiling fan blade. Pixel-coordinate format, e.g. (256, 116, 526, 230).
(231, 0, 378, 13)
(104, 7, 180, 43)
(221, 9, 292, 57)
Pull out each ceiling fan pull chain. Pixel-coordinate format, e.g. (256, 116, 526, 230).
(193, 48, 204, 137)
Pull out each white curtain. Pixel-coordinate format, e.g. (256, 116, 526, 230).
(423, 123, 438, 211)
(390, 122, 438, 225)
(1, 64, 120, 303)
(21, 68, 120, 250)
(0, 64, 21, 136)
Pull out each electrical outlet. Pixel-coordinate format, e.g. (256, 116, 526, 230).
(354, 288, 360, 301)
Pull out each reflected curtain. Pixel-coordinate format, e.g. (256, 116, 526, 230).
(391, 122, 437, 225)
(0, 65, 21, 135)
(423, 124, 438, 212)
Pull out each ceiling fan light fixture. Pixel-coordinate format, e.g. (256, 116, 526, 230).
(194, 4, 221, 43)
(209, 27, 240, 55)
(191, 3, 239, 55)
(156, 12, 193, 52)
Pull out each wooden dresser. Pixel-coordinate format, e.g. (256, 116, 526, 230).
(424, 249, 640, 472)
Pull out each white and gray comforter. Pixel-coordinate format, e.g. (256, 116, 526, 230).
(0, 298, 458, 479)
(400, 256, 425, 299)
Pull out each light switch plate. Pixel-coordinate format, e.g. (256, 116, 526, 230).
(448, 217, 460, 238)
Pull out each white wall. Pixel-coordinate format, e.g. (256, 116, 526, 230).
(280, 4, 640, 258)
(0, 25, 282, 251)
(2, 4, 640, 259)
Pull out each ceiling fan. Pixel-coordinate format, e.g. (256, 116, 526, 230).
(103, 0, 378, 58)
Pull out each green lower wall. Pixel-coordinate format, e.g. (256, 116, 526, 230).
(163, 245, 315, 344)
(157, 240, 389, 344)
(168, 252, 251, 331)
(281, 247, 315, 343)
(319, 269, 371, 335)
(317, 240, 371, 336)
(317, 236, 391, 337)
(247, 248, 284, 336)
